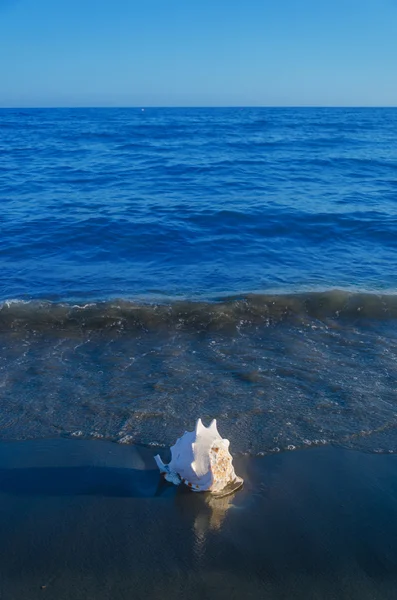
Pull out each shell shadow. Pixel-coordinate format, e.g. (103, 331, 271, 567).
(0, 466, 162, 498)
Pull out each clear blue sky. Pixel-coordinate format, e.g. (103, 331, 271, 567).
(1, 0, 396, 107)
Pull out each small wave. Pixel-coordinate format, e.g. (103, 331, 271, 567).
(1, 290, 397, 333)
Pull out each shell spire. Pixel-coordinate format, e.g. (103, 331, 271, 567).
(154, 418, 243, 494)
(195, 418, 204, 434)
(209, 418, 219, 435)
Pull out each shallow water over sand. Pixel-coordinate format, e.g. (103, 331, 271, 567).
(1, 293, 397, 455)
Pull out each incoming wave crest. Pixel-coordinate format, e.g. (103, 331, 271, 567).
(1, 291, 397, 333)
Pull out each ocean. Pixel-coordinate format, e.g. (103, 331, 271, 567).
(1, 106, 397, 455)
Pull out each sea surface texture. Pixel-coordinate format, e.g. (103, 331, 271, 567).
(1, 107, 397, 454)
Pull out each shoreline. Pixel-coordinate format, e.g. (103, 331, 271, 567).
(1, 439, 397, 599)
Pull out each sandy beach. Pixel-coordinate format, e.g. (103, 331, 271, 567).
(0, 439, 396, 599)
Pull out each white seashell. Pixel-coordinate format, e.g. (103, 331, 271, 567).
(154, 418, 243, 494)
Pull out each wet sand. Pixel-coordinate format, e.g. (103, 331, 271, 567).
(0, 439, 397, 600)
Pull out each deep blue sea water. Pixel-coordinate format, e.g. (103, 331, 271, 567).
(2, 107, 397, 299)
(1, 107, 397, 454)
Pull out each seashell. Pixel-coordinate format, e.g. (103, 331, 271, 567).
(154, 418, 243, 494)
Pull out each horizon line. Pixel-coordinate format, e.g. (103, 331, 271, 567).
(1, 105, 396, 110)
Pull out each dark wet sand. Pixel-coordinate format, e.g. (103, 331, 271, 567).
(0, 439, 397, 600)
